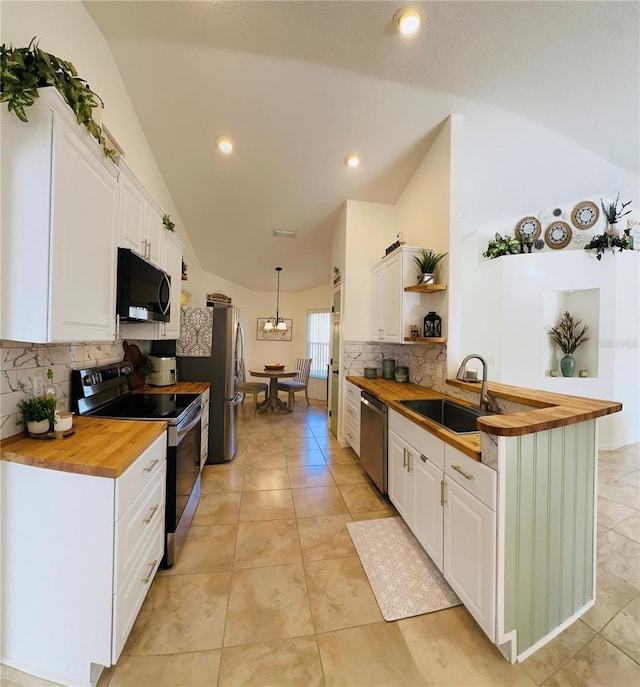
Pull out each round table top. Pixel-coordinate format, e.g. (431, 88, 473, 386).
(249, 369, 297, 379)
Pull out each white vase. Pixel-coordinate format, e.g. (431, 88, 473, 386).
(607, 222, 619, 237)
(27, 419, 50, 434)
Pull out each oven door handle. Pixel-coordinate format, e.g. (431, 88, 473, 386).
(176, 403, 204, 444)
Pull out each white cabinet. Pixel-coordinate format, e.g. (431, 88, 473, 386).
(118, 161, 164, 268)
(1, 88, 119, 343)
(369, 246, 447, 343)
(388, 409, 496, 641)
(1, 432, 166, 686)
(158, 230, 184, 339)
(343, 380, 361, 455)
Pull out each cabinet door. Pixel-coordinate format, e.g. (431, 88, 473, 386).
(145, 205, 164, 267)
(49, 113, 118, 342)
(119, 170, 147, 255)
(379, 254, 402, 342)
(159, 231, 183, 339)
(388, 430, 411, 522)
(412, 454, 444, 571)
(443, 479, 496, 641)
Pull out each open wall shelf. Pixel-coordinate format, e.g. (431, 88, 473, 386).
(404, 283, 448, 293)
(403, 337, 447, 344)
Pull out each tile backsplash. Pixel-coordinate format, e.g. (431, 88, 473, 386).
(1, 340, 150, 439)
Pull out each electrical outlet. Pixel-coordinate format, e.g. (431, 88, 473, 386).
(33, 375, 44, 396)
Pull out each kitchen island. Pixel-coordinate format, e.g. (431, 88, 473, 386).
(347, 375, 622, 663)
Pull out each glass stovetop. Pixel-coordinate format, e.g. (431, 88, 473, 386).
(90, 393, 200, 422)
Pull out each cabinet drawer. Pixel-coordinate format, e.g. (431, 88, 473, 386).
(112, 513, 164, 663)
(345, 381, 361, 403)
(445, 445, 496, 511)
(114, 462, 166, 589)
(389, 409, 444, 471)
(115, 432, 167, 520)
(345, 400, 360, 425)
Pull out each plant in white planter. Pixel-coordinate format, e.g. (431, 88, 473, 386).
(600, 193, 632, 235)
(16, 396, 57, 434)
(412, 249, 447, 284)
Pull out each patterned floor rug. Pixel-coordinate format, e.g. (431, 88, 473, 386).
(346, 516, 461, 622)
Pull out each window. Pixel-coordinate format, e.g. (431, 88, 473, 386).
(306, 310, 330, 378)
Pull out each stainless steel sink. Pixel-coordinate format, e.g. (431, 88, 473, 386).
(397, 398, 495, 434)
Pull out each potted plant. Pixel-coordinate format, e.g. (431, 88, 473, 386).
(181, 258, 188, 280)
(412, 249, 447, 284)
(548, 311, 589, 377)
(0, 37, 114, 158)
(482, 232, 521, 259)
(600, 193, 632, 235)
(584, 231, 632, 260)
(163, 214, 175, 232)
(16, 396, 57, 434)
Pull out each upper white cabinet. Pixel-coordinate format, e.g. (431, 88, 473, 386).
(117, 162, 183, 341)
(1, 89, 119, 343)
(369, 246, 447, 344)
(118, 161, 164, 268)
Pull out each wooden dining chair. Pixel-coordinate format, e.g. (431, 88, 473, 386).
(238, 361, 268, 412)
(277, 358, 312, 408)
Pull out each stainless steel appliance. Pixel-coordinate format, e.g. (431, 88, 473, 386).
(71, 362, 204, 567)
(174, 304, 243, 463)
(116, 247, 171, 323)
(148, 355, 177, 386)
(360, 391, 388, 494)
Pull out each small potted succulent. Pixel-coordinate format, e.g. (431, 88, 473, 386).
(17, 396, 57, 434)
(548, 311, 589, 377)
(412, 249, 447, 284)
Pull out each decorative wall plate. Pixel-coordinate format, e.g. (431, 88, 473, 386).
(571, 201, 599, 229)
(514, 216, 542, 241)
(545, 221, 572, 249)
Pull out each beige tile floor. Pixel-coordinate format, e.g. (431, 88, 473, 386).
(3, 403, 639, 687)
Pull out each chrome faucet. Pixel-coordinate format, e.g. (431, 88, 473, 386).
(456, 354, 497, 412)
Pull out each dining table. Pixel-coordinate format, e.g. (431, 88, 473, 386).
(249, 369, 298, 413)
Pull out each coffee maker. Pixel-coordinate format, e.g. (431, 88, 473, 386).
(147, 355, 177, 386)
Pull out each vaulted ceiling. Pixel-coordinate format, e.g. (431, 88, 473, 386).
(86, 1, 639, 292)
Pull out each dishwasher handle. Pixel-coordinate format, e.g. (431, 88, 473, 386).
(361, 392, 387, 417)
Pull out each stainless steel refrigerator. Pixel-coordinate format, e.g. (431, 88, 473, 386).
(175, 304, 244, 463)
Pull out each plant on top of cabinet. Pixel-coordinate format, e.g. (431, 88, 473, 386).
(583, 231, 632, 260)
(600, 192, 632, 227)
(162, 214, 176, 232)
(412, 249, 447, 284)
(482, 232, 521, 259)
(0, 37, 114, 158)
(182, 258, 188, 280)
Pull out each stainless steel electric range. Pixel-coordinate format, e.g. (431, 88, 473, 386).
(71, 362, 204, 567)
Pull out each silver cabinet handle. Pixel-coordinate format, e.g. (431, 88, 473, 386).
(420, 454, 427, 463)
(441, 479, 446, 506)
(141, 560, 158, 584)
(451, 464, 473, 480)
(142, 505, 159, 525)
(144, 459, 159, 473)
(402, 447, 407, 468)
(407, 451, 412, 472)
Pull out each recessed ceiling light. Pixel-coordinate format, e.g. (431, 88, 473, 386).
(394, 7, 423, 36)
(215, 136, 233, 154)
(345, 153, 360, 168)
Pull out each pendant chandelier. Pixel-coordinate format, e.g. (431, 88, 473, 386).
(263, 267, 287, 332)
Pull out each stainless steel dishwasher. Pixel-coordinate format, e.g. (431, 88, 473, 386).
(359, 391, 388, 494)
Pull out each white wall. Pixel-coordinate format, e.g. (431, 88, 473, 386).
(0, 0, 206, 302)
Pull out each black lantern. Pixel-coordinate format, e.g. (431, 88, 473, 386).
(423, 311, 442, 338)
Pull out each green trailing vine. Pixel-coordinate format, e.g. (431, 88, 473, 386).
(162, 214, 176, 232)
(584, 231, 632, 261)
(0, 37, 114, 158)
(482, 232, 521, 259)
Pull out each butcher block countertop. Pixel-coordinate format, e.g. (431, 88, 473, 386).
(346, 377, 482, 460)
(347, 376, 622, 460)
(134, 382, 210, 394)
(0, 416, 167, 478)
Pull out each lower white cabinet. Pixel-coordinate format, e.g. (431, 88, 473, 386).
(388, 409, 496, 642)
(343, 380, 361, 456)
(0, 433, 166, 687)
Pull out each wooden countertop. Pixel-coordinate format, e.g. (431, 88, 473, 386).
(134, 382, 210, 394)
(346, 377, 481, 461)
(347, 376, 622, 459)
(446, 379, 621, 437)
(0, 416, 167, 478)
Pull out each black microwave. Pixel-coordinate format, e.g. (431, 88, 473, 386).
(116, 247, 171, 323)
